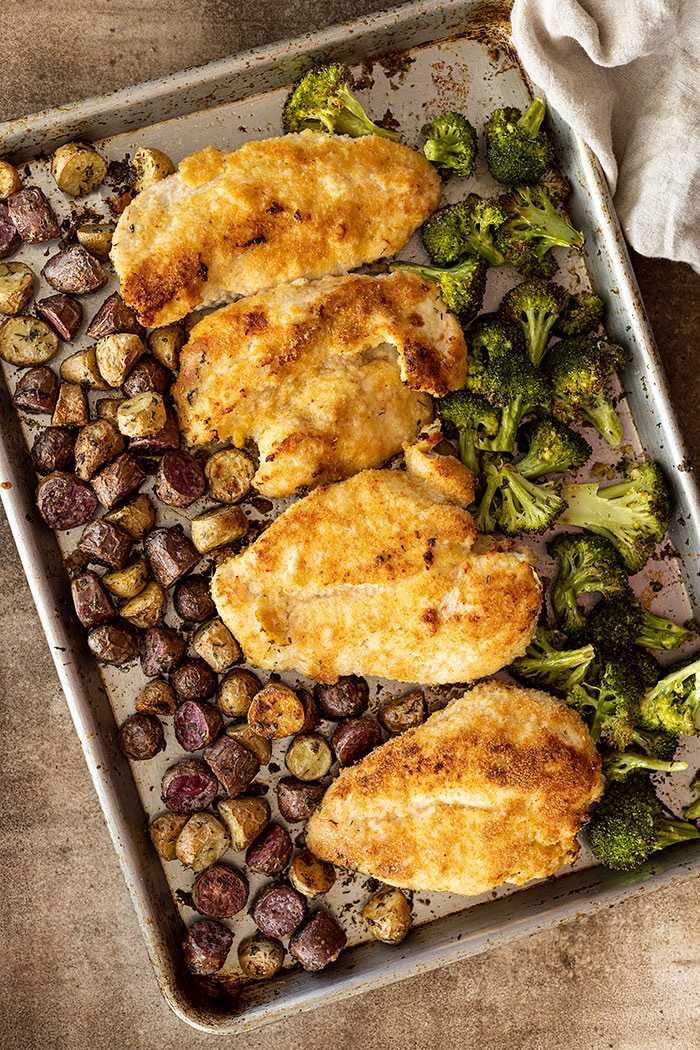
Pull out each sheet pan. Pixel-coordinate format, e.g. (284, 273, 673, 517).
(1, 0, 700, 1032)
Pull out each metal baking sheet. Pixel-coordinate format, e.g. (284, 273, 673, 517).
(2, 0, 700, 1033)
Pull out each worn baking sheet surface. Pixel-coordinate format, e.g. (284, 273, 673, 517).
(2, 0, 700, 1033)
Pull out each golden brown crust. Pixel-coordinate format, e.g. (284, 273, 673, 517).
(171, 272, 466, 497)
(111, 134, 442, 327)
(305, 681, 603, 895)
(210, 437, 542, 684)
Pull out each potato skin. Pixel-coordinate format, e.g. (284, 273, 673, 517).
(87, 293, 143, 338)
(78, 517, 133, 570)
(315, 675, 369, 720)
(361, 887, 412, 944)
(42, 245, 107, 295)
(149, 812, 189, 860)
(117, 392, 167, 438)
(91, 452, 146, 510)
(61, 346, 111, 390)
(217, 796, 270, 852)
(147, 323, 183, 370)
(76, 222, 114, 259)
(332, 717, 382, 767)
(36, 471, 97, 530)
(276, 777, 325, 823)
(379, 691, 426, 734)
(120, 580, 167, 628)
(32, 427, 75, 475)
(252, 882, 306, 937)
(174, 699, 223, 752)
(216, 668, 260, 718)
(204, 735, 260, 798)
(117, 712, 165, 760)
(88, 621, 139, 665)
(52, 381, 89, 428)
(144, 525, 199, 587)
(36, 293, 83, 341)
(7, 187, 59, 242)
(74, 420, 125, 480)
(192, 618, 241, 672)
(171, 658, 218, 702)
(237, 933, 284, 980)
(102, 558, 148, 600)
(190, 505, 248, 553)
(246, 823, 293, 876)
(71, 571, 115, 628)
(136, 678, 176, 717)
(12, 366, 58, 415)
(95, 333, 145, 387)
(248, 682, 306, 740)
(140, 625, 187, 677)
(174, 575, 215, 623)
(224, 723, 271, 766)
(289, 910, 347, 972)
(104, 493, 155, 540)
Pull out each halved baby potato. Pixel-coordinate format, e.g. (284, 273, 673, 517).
(51, 142, 108, 196)
(76, 222, 115, 259)
(132, 147, 175, 192)
(0, 263, 33, 316)
(0, 315, 58, 365)
(117, 391, 167, 438)
(175, 811, 229, 872)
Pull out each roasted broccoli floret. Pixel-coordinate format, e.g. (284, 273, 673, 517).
(567, 654, 645, 748)
(510, 627, 595, 693)
(497, 462, 566, 535)
(390, 256, 487, 321)
(436, 389, 500, 475)
(554, 291, 605, 337)
(638, 656, 700, 736)
(543, 334, 625, 446)
(559, 460, 672, 573)
(516, 419, 592, 480)
(496, 186, 585, 276)
(484, 97, 554, 185)
(468, 311, 524, 359)
(547, 532, 631, 635)
(473, 455, 504, 533)
(589, 596, 697, 653)
(602, 748, 686, 782)
(628, 726, 678, 763)
(684, 770, 700, 821)
(499, 279, 569, 365)
(476, 353, 551, 453)
(282, 62, 400, 140)
(538, 168, 571, 205)
(422, 112, 478, 178)
(588, 776, 699, 870)
(421, 194, 506, 268)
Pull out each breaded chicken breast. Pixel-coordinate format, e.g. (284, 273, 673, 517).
(211, 428, 542, 683)
(172, 271, 466, 498)
(306, 681, 603, 895)
(111, 133, 441, 327)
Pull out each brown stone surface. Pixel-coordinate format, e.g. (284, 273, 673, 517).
(1, 3, 699, 1048)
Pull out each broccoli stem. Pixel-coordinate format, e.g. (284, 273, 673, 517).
(637, 610, 695, 651)
(336, 86, 401, 141)
(577, 391, 623, 447)
(685, 798, 700, 821)
(475, 467, 503, 533)
(655, 819, 700, 847)
(516, 199, 585, 250)
(424, 139, 463, 166)
(522, 306, 557, 366)
(518, 97, 547, 139)
(605, 751, 687, 778)
(458, 430, 479, 476)
(551, 581, 586, 634)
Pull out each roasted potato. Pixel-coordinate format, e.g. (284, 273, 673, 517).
(103, 493, 155, 539)
(379, 691, 426, 734)
(149, 812, 189, 861)
(315, 675, 369, 720)
(190, 505, 248, 553)
(91, 451, 146, 509)
(7, 187, 59, 242)
(245, 823, 292, 876)
(132, 146, 175, 192)
(216, 668, 260, 719)
(204, 735, 260, 798)
(32, 427, 75, 476)
(225, 723, 272, 765)
(95, 332, 145, 387)
(0, 263, 33, 315)
(192, 618, 241, 673)
(135, 678, 177, 717)
(78, 517, 133, 570)
(42, 245, 107, 295)
(52, 381, 89, 428)
(156, 449, 205, 508)
(36, 471, 96, 529)
(12, 366, 58, 415)
(61, 346, 110, 390)
(0, 160, 21, 200)
(36, 293, 83, 342)
(51, 142, 107, 196)
(95, 397, 123, 424)
(248, 682, 306, 740)
(71, 571, 115, 628)
(128, 408, 180, 455)
(205, 448, 255, 504)
(122, 355, 169, 397)
(117, 391, 167, 438)
(174, 574, 215, 623)
(252, 883, 306, 938)
(332, 717, 382, 767)
(276, 777, 324, 823)
(102, 558, 149, 599)
(285, 734, 333, 781)
(171, 657, 218, 702)
(174, 699, 223, 752)
(0, 315, 58, 365)
(87, 620, 139, 665)
(289, 911, 347, 972)
(183, 920, 233, 976)
(288, 849, 336, 898)
(140, 626, 187, 678)
(120, 580, 167, 628)
(237, 933, 284, 980)
(161, 758, 218, 813)
(74, 420, 125, 480)
(217, 797, 270, 853)
(192, 864, 249, 919)
(117, 712, 165, 760)
(361, 887, 412, 944)
(147, 323, 183, 370)
(87, 293, 142, 338)
(144, 525, 199, 587)
(175, 811, 230, 872)
(76, 222, 114, 259)
(0, 203, 20, 259)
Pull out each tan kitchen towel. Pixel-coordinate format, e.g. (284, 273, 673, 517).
(511, 0, 700, 271)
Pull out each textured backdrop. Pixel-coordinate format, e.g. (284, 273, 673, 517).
(1, 2, 699, 1048)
